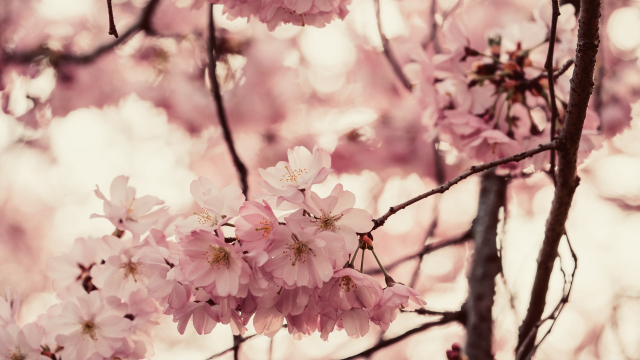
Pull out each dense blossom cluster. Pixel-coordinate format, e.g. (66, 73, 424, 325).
(0, 146, 426, 359)
(410, 2, 601, 171)
(194, 0, 349, 31)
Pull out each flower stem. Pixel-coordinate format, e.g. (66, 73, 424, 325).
(371, 249, 392, 281)
(349, 246, 360, 267)
(360, 248, 365, 273)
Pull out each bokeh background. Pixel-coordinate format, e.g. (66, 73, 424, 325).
(1, 0, 640, 358)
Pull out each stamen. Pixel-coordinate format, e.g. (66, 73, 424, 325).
(81, 319, 98, 340)
(121, 260, 140, 282)
(206, 246, 230, 269)
(283, 233, 314, 266)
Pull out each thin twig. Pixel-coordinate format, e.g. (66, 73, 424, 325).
(340, 311, 464, 360)
(106, 0, 119, 38)
(529, 57, 575, 84)
(233, 335, 242, 360)
(373, 0, 413, 91)
(207, 4, 249, 197)
(372, 141, 557, 230)
(205, 334, 257, 360)
(516, 232, 577, 360)
(366, 229, 472, 275)
(546, 0, 561, 181)
(516, 0, 600, 354)
(3, 0, 161, 65)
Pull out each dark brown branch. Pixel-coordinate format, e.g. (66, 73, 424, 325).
(107, 0, 119, 38)
(546, 0, 561, 180)
(372, 142, 557, 231)
(465, 169, 507, 360)
(340, 310, 464, 360)
(2, 0, 161, 65)
(366, 229, 472, 276)
(373, 0, 413, 91)
(516, 0, 600, 355)
(205, 334, 257, 360)
(516, 233, 577, 360)
(529, 57, 574, 84)
(207, 4, 249, 198)
(233, 334, 242, 360)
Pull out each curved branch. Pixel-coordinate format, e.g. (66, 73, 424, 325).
(546, 0, 561, 179)
(366, 229, 472, 276)
(207, 4, 249, 197)
(205, 334, 257, 360)
(2, 0, 161, 65)
(372, 141, 557, 231)
(340, 310, 464, 360)
(373, 0, 413, 91)
(516, 0, 601, 355)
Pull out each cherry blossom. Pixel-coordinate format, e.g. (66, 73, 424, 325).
(179, 229, 251, 297)
(91, 176, 166, 238)
(262, 223, 335, 289)
(290, 184, 373, 253)
(258, 146, 332, 205)
(0, 323, 50, 360)
(45, 291, 132, 359)
(175, 177, 244, 237)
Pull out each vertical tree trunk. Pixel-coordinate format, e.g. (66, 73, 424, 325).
(465, 170, 507, 360)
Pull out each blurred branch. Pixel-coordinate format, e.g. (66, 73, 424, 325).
(465, 169, 507, 360)
(373, 0, 413, 91)
(207, 4, 249, 198)
(205, 334, 257, 360)
(516, 0, 600, 354)
(107, 0, 119, 38)
(233, 334, 242, 360)
(516, 232, 577, 360)
(340, 310, 465, 360)
(366, 229, 472, 276)
(528, 57, 574, 84)
(371, 141, 557, 231)
(545, 0, 561, 181)
(2, 0, 161, 65)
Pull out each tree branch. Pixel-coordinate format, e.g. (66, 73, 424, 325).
(545, 0, 561, 180)
(372, 141, 557, 231)
(465, 169, 507, 360)
(366, 229, 472, 276)
(107, 0, 119, 38)
(340, 310, 464, 360)
(373, 0, 413, 91)
(516, 232, 577, 360)
(516, 0, 600, 355)
(2, 0, 161, 65)
(207, 4, 249, 197)
(205, 334, 257, 360)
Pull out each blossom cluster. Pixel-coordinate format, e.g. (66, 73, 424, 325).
(195, 0, 349, 31)
(0, 146, 426, 360)
(411, 2, 601, 171)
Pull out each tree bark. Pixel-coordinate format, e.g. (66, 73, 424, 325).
(516, 0, 601, 357)
(465, 170, 507, 360)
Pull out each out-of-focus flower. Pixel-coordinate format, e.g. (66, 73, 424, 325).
(91, 176, 165, 238)
(175, 177, 244, 238)
(0, 323, 50, 360)
(0, 289, 20, 326)
(45, 291, 132, 360)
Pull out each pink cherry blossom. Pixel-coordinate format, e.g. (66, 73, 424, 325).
(179, 229, 251, 297)
(172, 292, 246, 335)
(46, 236, 122, 296)
(235, 200, 281, 252)
(45, 291, 132, 360)
(175, 177, 244, 237)
(91, 176, 165, 237)
(319, 268, 383, 311)
(336, 308, 370, 339)
(0, 323, 50, 360)
(258, 146, 332, 205)
(262, 223, 335, 289)
(0, 289, 20, 326)
(290, 184, 373, 253)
